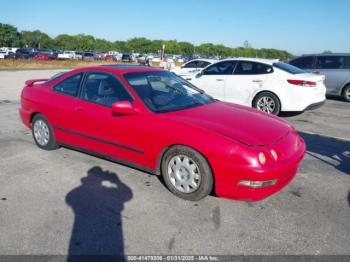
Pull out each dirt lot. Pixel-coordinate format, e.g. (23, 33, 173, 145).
(0, 70, 349, 256)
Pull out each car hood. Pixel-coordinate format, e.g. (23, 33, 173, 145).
(164, 101, 292, 146)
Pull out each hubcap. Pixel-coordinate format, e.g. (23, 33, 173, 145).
(33, 120, 50, 146)
(167, 155, 201, 193)
(256, 96, 276, 114)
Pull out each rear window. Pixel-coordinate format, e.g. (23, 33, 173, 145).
(45, 71, 69, 84)
(273, 62, 306, 74)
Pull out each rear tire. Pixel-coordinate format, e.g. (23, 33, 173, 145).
(253, 92, 281, 115)
(32, 114, 58, 150)
(161, 146, 213, 201)
(342, 85, 350, 102)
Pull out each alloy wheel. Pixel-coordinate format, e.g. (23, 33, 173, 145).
(256, 96, 276, 114)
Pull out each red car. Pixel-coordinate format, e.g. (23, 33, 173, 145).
(33, 53, 55, 61)
(19, 65, 306, 201)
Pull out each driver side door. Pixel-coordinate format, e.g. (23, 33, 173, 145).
(69, 71, 150, 166)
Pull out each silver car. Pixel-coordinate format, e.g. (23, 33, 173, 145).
(289, 54, 350, 102)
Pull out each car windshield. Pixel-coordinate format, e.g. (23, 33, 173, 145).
(273, 62, 306, 74)
(124, 71, 214, 113)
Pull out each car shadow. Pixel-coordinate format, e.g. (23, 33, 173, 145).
(299, 132, 350, 175)
(280, 111, 304, 118)
(66, 166, 132, 261)
(326, 95, 345, 102)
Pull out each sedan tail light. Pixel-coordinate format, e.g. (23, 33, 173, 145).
(287, 79, 317, 87)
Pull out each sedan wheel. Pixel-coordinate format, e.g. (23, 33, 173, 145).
(256, 96, 276, 114)
(161, 146, 213, 201)
(32, 114, 58, 150)
(167, 155, 201, 193)
(33, 119, 50, 146)
(253, 92, 281, 115)
(343, 85, 350, 102)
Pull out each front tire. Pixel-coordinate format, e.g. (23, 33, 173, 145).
(342, 85, 350, 102)
(32, 114, 58, 150)
(161, 146, 213, 201)
(253, 92, 281, 115)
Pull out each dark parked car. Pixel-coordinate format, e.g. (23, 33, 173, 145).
(289, 54, 350, 102)
(15, 48, 37, 59)
(121, 54, 133, 63)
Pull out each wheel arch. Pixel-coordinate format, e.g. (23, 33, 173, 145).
(30, 112, 41, 124)
(156, 143, 216, 194)
(156, 144, 214, 175)
(341, 82, 350, 94)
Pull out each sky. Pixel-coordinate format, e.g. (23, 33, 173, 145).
(1, 0, 350, 55)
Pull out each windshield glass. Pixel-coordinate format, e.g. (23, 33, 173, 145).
(273, 62, 306, 74)
(124, 71, 214, 113)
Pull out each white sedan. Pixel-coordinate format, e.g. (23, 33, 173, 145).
(171, 59, 217, 77)
(188, 58, 326, 115)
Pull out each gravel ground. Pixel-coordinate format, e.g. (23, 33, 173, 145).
(0, 70, 349, 256)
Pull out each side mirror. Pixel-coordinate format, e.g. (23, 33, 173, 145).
(112, 101, 136, 115)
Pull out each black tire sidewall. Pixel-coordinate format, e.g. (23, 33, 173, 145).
(161, 146, 213, 201)
(253, 92, 281, 115)
(32, 114, 58, 150)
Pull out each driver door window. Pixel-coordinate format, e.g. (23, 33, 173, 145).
(203, 61, 237, 75)
(80, 73, 133, 107)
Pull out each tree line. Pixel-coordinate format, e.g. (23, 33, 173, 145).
(0, 22, 293, 60)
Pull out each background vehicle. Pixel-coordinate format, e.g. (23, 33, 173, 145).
(82, 52, 96, 61)
(0, 51, 6, 59)
(15, 48, 37, 59)
(58, 51, 76, 60)
(189, 58, 326, 115)
(33, 52, 56, 61)
(289, 54, 350, 102)
(121, 53, 134, 63)
(75, 51, 83, 60)
(19, 65, 305, 202)
(171, 59, 216, 77)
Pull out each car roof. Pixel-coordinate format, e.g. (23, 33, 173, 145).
(187, 58, 217, 63)
(219, 57, 279, 65)
(298, 53, 350, 57)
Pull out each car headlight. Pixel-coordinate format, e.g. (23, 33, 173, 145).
(258, 152, 266, 165)
(270, 149, 278, 161)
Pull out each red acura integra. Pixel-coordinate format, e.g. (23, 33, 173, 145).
(19, 65, 306, 201)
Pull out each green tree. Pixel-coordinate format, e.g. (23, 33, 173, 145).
(22, 30, 53, 48)
(0, 23, 22, 47)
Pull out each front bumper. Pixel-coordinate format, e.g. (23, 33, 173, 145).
(214, 132, 306, 202)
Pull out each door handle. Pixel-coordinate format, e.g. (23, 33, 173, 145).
(75, 106, 85, 112)
(216, 79, 225, 81)
(312, 71, 320, 74)
(252, 79, 263, 83)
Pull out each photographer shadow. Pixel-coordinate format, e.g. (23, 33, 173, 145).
(66, 166, 132, 261)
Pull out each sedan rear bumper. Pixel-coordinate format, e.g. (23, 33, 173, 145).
(304, 99, 326, 111)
